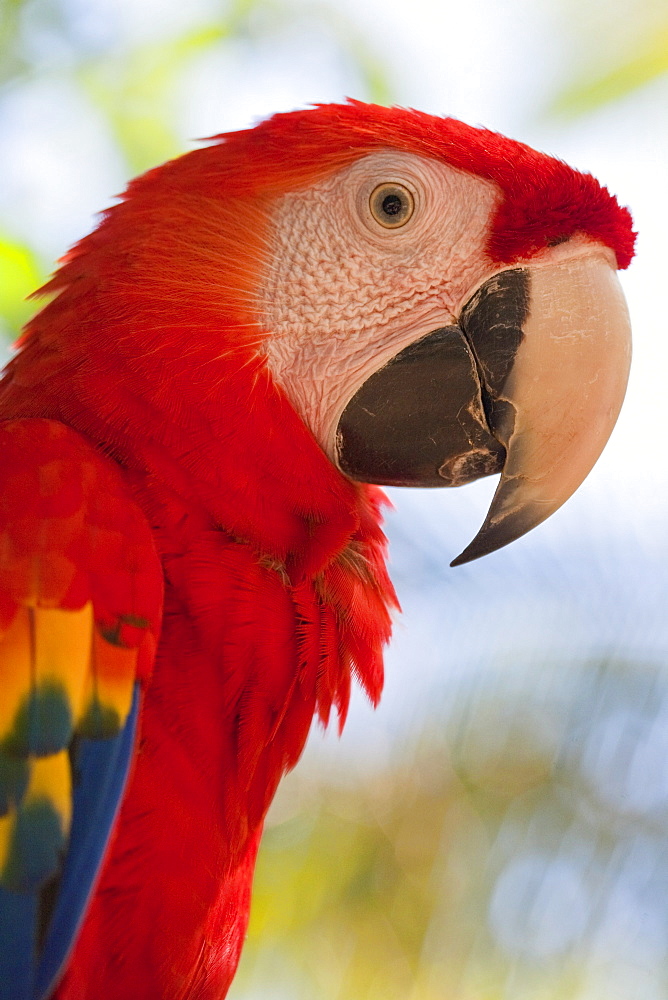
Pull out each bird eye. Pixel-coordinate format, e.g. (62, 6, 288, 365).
(369, 183, 415, 229)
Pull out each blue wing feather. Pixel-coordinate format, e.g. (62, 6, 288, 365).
(0, 685, 141, 1000)
(0, 890, 38, 1000)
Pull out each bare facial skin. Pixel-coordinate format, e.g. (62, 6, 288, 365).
(262, 151, 498, 452)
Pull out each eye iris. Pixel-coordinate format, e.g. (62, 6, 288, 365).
(382, 194, 403, 217)
(369, 183, 414, 229)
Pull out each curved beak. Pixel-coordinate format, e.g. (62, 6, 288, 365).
(336, 248, 631, 567)
(451, 252, 632, 565)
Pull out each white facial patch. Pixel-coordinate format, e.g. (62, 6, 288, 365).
(261, 151, 499, 457)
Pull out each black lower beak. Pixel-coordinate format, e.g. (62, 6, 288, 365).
(336, 268, 530, 490)
(336, 323, 505, 488)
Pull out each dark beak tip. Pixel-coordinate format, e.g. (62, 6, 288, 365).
(449, 537, 494, 568)
(449, 497, 549, 568)
(449, 551, 473, 569)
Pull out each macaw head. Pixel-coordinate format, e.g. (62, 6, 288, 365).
(243, 102, 634, 564)
(31, 100, 634, 566)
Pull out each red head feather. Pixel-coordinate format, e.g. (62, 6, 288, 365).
(202, 100, 635, 267)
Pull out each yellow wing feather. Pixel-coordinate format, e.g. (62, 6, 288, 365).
(33, 603, 93, 729)
(0, 599, 139, 891)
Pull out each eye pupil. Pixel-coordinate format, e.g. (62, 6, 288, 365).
(382, 194, 402, 217)
(369, 183, 415, 229)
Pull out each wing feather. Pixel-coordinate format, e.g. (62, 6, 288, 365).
(0, 419, 162, 1000)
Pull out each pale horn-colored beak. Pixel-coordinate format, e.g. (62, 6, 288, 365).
(451, 251, 632, 566)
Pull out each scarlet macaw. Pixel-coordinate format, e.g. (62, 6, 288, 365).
(0, 101, 633, 999)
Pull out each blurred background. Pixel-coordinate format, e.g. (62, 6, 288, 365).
(1, 0, 667, 997)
